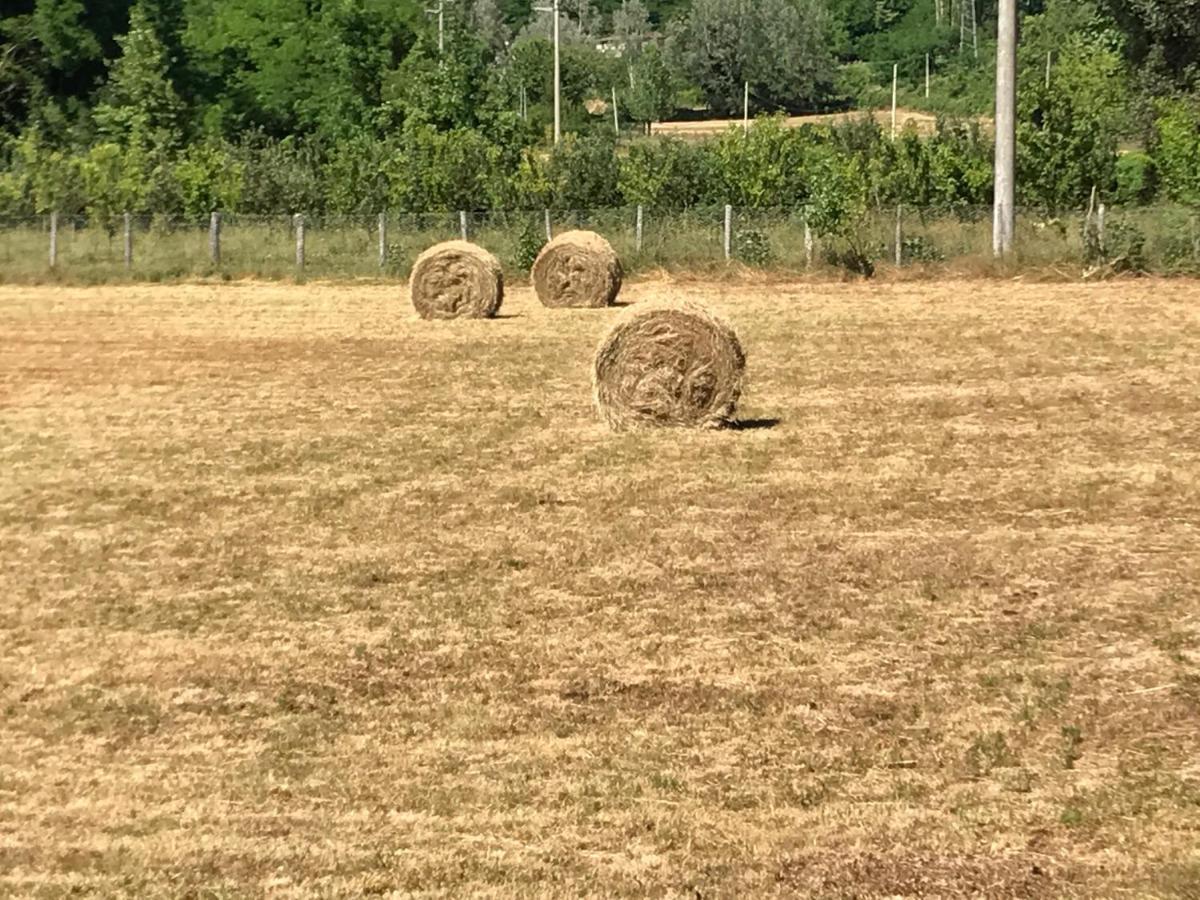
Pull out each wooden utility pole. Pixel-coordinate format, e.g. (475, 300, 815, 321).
(993, 0, 1017, 256)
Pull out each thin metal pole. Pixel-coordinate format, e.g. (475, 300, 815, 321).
(378, 213, 387, 268)
(123, 212, 133, 271)
(210, 212, 221, 265)
(724, 205, 732, 261)
(993, 0, 1017, 257)
(892, 63, 900, 135)
(295, 213, 306, 272)
(49, 211, 58, 269)
(635, 204, 643, 252)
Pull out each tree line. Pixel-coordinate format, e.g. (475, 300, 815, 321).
(1, 0, 1198, 222)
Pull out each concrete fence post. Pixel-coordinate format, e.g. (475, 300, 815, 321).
(544, 209, 553, 242)
(209, 212, 221, 265)
(804, 219, 814, 269)
(378, 213, 387, 269)
(724, 205, 732, 262)
(459, 210, 468, 241)
(894, 204, 903, 267)
(49, 211, 58, 269)
(635, 204, 643, 253)
(123, 212, 133, 271)
(294, 214, 305, 272)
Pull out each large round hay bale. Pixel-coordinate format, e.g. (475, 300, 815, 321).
(593, 299, 745, 430)
(409, 240, 504, 320)
(532, 230, 622, 309)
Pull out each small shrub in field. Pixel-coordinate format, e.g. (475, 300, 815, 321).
(1084, 217, 1147, 274)
(734, 228, 772, 266)
(902, 235, 945, 263)
(823, 240, 875, 277)
(1114, 152, 1157, 205)
(515, 218, 546, 271)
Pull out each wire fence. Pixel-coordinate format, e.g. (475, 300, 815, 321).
(2, 204, 1199, 281)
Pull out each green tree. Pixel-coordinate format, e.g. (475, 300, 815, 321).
(94, 2, 184, 148)
(1153, 99, 1200, 203)
(669, 0, 836, 115)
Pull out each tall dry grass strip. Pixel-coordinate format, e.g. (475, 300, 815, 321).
(593, 299, 745, 430)
(410, 241, 504, 319)
(532, 230, 623, 309)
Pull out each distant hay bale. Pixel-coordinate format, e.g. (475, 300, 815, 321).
(593, 299, 745, 430)
(409, 240, 504, 320)
(532, 230, 623, 309)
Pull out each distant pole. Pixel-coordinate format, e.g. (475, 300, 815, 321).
(425, 0, 451, 55)
(1045, 51, 1052, 89)
(378, 213, 387, 268)
(743, 81, 750, 133)
(993, 0, 1017, 257)
(612, 86, 619, 135)
(459, 210, 468, 240)
(49, 211, 58, 269)
(635, 204, 643, 252)
(294, 213, 306, 272)
(123, 212, 132, 271)
(971, 0, 979, 59)
(804, 220, 814, 268)
(544, 208, 552, 242)
(894, 204, 903, 266)
(892, 62, 899, 135)
(552, 0, 560, 143)
(724, 205, 732, 261)
(209, 212, 221, 265)
(925, 53, 931, 98)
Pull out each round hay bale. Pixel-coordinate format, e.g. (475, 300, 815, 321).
(532, 230, 623, 309)
(409, 240, 504, 320)
(593, 299, 745, 430)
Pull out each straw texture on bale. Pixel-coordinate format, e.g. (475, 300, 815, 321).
(532, 230, 623, 309)
(409, 241, 504, 319)
(593, 299, 745, 430)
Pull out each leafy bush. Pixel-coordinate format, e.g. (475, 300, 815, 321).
(902, 235, 945, 262)
(734, 228, 772, 266)
(1114, 152, 1158, 205)
(514, 217, 546, 271)
(1153, 101, 1200, 204)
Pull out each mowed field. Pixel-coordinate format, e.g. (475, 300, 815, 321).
(2, 278, 1199, 898)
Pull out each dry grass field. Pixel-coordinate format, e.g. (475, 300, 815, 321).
(2, 278, 1199, 898)
(651, 108, 945, 139)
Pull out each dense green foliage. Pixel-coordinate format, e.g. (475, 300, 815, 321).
(1, 0, 1198, 220)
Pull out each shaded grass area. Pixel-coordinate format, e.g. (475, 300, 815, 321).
(2, 279, 1199, 897)
(2, 206, 1198, 284)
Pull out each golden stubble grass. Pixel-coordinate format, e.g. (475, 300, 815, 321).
(2, 278, 1199, 898)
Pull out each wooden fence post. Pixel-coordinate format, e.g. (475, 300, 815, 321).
(209, 212, 221, 265)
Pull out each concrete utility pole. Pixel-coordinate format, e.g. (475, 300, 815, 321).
(891, 63, 898, 138)
(532, 0, 561, 143)
(993, 0, 1017, 256)
(425, 0, 452, 54)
